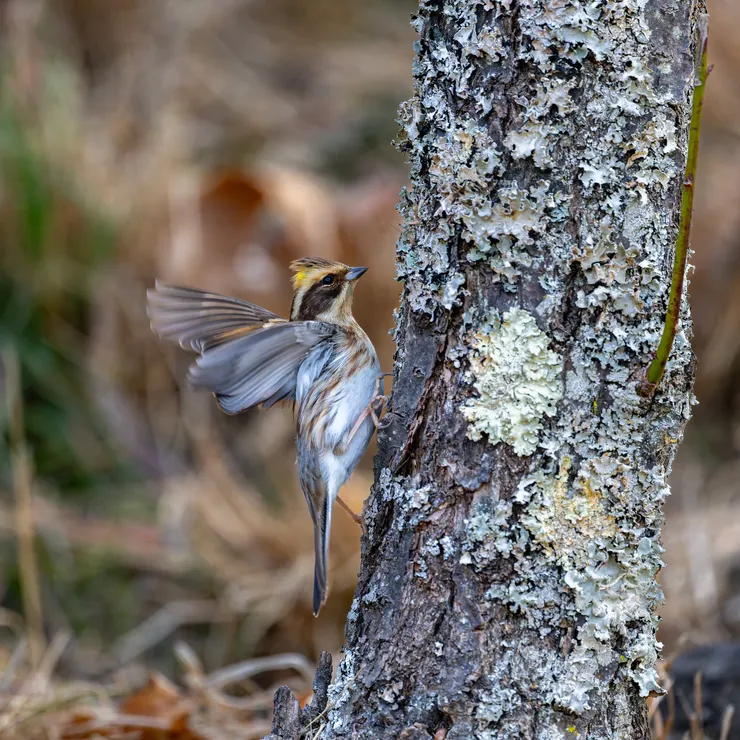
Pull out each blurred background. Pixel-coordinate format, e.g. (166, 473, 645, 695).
(0, 0, 739, 737)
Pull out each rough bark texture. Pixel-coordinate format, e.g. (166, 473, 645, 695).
(283, 0, 700, 738)
(323, 0, 698, 737)
(265, 652, 333, 740)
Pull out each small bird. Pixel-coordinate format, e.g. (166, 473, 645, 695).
(147, 258, 385, 615)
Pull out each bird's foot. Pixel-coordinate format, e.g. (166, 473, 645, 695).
(369, 394, 391, 429)
(366, 372, 392, 429)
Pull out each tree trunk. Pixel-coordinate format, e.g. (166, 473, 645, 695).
(270, 0, 700, 737)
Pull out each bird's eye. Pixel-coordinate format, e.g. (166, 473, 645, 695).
(322, 274, 335, 285)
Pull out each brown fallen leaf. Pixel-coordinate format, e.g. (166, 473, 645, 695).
(61, 674, 199, 740)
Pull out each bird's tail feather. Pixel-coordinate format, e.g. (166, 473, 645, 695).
(312, 496, 332, 616)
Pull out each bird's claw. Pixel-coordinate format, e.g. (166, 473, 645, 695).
(376, 414, 393, 430)
(369, 394, 390, 429)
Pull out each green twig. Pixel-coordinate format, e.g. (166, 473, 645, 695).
(641, 14, 709, 396)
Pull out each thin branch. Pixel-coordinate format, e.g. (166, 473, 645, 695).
(204, 653, 316, 690)
(642, 15, 709, 395)
(110, 599, 224, 665)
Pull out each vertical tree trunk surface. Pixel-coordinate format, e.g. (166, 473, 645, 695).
(273, 0, 700, 738)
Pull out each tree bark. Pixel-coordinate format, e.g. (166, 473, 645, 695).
(270, 0, 700, 737)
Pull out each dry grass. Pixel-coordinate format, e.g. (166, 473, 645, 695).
(649, 665, 736, 740)
(0, 633, 319, 739)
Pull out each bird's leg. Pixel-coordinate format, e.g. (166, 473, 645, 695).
(336, 495, 363, 526)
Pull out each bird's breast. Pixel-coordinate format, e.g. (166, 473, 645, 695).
(299, 337, 379, 452)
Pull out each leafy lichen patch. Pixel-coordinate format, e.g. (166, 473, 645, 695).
(461, 308, 563, 456)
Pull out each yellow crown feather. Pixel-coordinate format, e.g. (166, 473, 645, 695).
(289, 257, 340, 288)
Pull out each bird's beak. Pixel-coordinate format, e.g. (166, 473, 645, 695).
(346, 266, 368, 282)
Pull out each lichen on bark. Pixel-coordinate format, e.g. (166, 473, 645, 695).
(320, 0, 699, 738)
(461, 307, 563, 455)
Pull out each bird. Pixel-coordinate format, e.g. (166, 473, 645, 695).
(146, 258, 386, 616)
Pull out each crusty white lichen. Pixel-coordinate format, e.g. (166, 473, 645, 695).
(461, 308, 563, 456)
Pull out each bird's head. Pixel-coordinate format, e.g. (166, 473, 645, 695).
(289, 258, 368, 325)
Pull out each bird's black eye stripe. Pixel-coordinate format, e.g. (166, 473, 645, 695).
(322, 274, 335, 285)
(297, 276, 343, 319)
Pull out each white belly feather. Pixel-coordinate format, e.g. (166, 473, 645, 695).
(296, 340, 380, 497)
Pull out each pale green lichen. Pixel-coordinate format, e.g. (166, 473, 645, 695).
(504, 122, 554, 168)
(461, 308, 564, 456)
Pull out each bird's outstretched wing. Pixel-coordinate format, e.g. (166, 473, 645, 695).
(191, 321, 338, 414)
(147, 282, 338, 414)
(147, 281, 285, 352)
